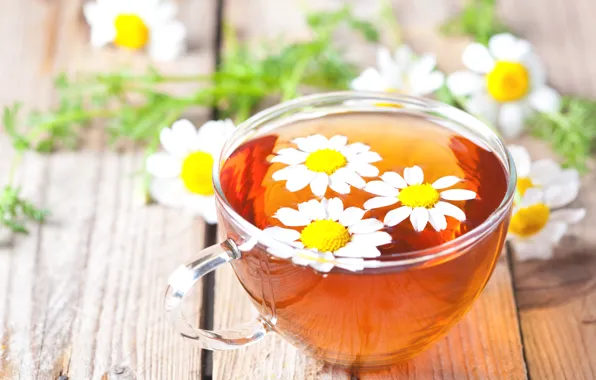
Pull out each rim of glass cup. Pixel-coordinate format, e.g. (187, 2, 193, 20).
(212, 91, 516, 269)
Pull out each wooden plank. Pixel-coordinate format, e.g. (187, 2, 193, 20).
(0, 0, 218, 378)
(499, 0, 596, 377)
(212, 1, 525, 379)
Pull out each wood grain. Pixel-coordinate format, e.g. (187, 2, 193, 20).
(212, 1, 525, 379)
(0, 0, 218, 378)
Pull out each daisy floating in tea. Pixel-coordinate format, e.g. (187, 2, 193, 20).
(83, 0, 187, 61)
(363, 166, 477, 232)
(271, 134, 381, 196)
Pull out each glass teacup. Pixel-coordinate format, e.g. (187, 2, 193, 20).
(165, 92, 516, 369)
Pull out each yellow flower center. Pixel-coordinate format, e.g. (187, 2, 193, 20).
(486, 61, 530, 102)
(305, 149, 347, 175)
(114, 14, 150, 50)
(517, 176, 536, 196)
(509, 203, 550, 238)
(398, 184, 440, 209)
(300, 220, 351, 252)
(180, 151, 215, 196)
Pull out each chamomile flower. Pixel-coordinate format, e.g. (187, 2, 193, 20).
(363, 166, 477, 232)
(508, 188, 585, 261)
(447, 34, 561, 138)
(83, 0, 186, 61)
(146, 119, 235, 224)
(262, 198, 391, 272)
(509, 145, 580, 201)
(351, 45, 444, 95)
(271, 135, 382, 196)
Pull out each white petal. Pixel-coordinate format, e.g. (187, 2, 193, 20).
(488, 33, 531, 61)
(528, 87, 562, 113)
(384, 206, 412, 227)
(351, 68, 384, 91)
(347, 162, 379, 177)
(340, 143, 370, 157)
(328, 135, 348, 150)
(332, 168, 366, 189)
(160, 127, 187, 158)
(434, 201, 466, 221)
(524, 53, 547, 89)
(148, 21, 187, 61)
(432, 176, 461, 190)
(146, 152, 181, 178)
(334, 258, 365, 272)
(349, 219, 384, 234)
(511, 240, 554, 261)
(404, 166, 424, 185)
(339, 207, 366, 227)
(363, 180, 400, 197)
(311, 261, 335, 273)
(309, 173, 329, 197)
(298, 199, 327, 221)
(198, 198, 218, 224)
(499, 102, 529, 139)
(327, 198, 344, 221)
(381, 172, 408, 189)
(351, 231, 392, 247)
(171, 119, 198, 150)
(529, 159, 561, 184)
(551, 208, 586, 224)
(508, 145, 532, 177)
(462, 43, 495, 73)
(263, 227, 301, 243)
(440, 189, 477, 201)
(377, 47, 403, 88)
(335, 242, 380, 258)
(466, 93, 499, 125)
(364, 196, 398, 210)
(410, 207, 430, 232)
(272, 165, 306, 181)
(447, 71, 485, 97)
(292, 134, 328, 152)
(520, 188, 544, 207)
(285, 170, 317, 192)
(544, 185, 579, 208)
(428, 208, 448, 231)
(353, 151, 382, 163)
(329, 177, 351, 194)
(150, 178, 186, 207)
(145, 1, 178, 26)
(394, 45, 414, 68)
(411, 70, 445, 95)
(274, 208, 311, 226)
(410, 54, 437, 77)
(271, 148, 308, 165)
(540, 221, 568, 244)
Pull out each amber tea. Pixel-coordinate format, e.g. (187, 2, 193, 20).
(218, 111, 509, 367)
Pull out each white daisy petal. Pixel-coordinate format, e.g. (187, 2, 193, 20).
(272, 165, 307, 181)
(462, 43, 495, 73)
(410, 207, 430, 232)
(312, 261, 335, 273)
(394, 45, 414, 68)
(298, 199, 327, 221)
(348, 162, 379, 177)
(334, 258, 365, 272)
(171, 119, 198, 150)
(286, 170, 317, 192)
(528, 86, 562, 113)
(512, 240, 554, 261)
(384, 206, 413, 227)
(353, 151, 382, 163)
(447, 71, 485, 97)
(335, 242, 380, 258)
(328, 135, 348, 150)
(520, 188, 543, 207)
(364, 196, 399, 210)
(551, 208, 586, 224)
(488, 33, 531, 61)
(524, 53, 547, 88)
(292, 134, 328, 152)
(508, 145, 532, 177)
(440, 189, 477, 201)
(540, 221, 568, 245)
(351, 231, 392, 247)
(187, 196, 217, 223)
(381, 172, 408, 189)
(434, 201, 466, 221)
(528, 159, 561, 184)
(466, 93, 499, 125)
(148, 21, 187, 61)
(150, 178, 187, 208)
(428, 208, 448, 231)
(350, 68, 384, 91)
(544, 185, 578, 208)
(339, 207, 366, 227)
(432, 176, 461, 190)
(410, 70, 445, 96)
(159, 127, 188, 158)
(499, 102, 529, 139)
(348, 219, 384, 234)
(146, 152, 181, 178)
(274, 208, 311, 226)
(271, 148, 309, 165)
(404, 166, 424, 185)
(364, 180, 400, 197)
(327, 198, 344, 221)
(340, 143, 370, 157)
(263, 227, 301, 243)
(329, 177, 351, 194)
(310, 173, 329, 197)
(333, 168, 366, 189)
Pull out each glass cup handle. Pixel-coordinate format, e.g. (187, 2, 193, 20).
(164, 239, 269, 350)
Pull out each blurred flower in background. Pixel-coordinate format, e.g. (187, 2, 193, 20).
(447, 33, 561, 138)
(351, 46, 444, 96)
(145, 119, 236, 223)
(83, 0, 187, 61)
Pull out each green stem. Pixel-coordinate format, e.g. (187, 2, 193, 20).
(281, 59, 310, 102)
(26, 108, 118, 140)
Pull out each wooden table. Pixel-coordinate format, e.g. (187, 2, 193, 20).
(1, 0, 595, 379)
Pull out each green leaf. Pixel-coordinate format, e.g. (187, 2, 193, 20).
(0, 185, 47, 235)
(440, 0, 510, 45)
